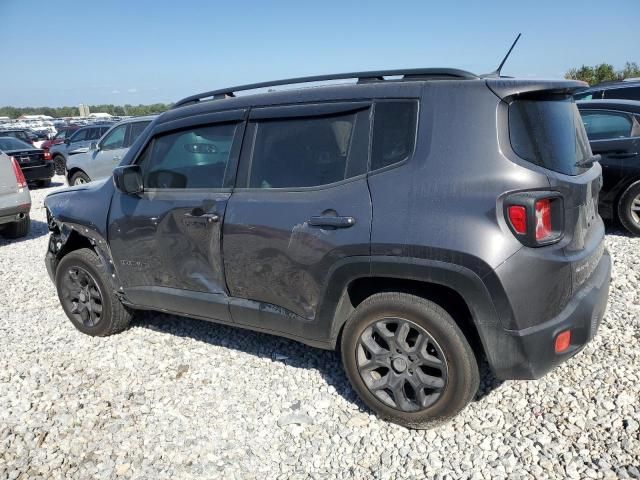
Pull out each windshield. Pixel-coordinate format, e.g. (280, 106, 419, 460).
(509, 98, 593, 176)
(0, 137, 33, 151)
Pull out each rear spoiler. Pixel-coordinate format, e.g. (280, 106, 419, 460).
(486, 79, 588, 100)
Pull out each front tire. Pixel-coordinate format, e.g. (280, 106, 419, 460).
(341, 292, 479, 429)
(55, 248, 132, 336)
(618, 181, 640, 236)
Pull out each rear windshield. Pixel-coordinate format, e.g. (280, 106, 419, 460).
(0, 137, 32, 151)
(509, 98, 592, 175)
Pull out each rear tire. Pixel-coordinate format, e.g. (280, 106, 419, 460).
(1, 215, 30, 238)
(55, 248, 132, 336)
(53, 155, 66, 175)
(340, 292, 479, 429)
(617, 181, 640, 236)
(70, 171, 91, 186)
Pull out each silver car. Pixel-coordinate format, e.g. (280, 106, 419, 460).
(65, 116, 155, 185)
(0, 152, 31, 238)
(49, 124, 113, 175)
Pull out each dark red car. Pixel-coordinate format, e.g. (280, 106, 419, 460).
(40, 126, 81, 151)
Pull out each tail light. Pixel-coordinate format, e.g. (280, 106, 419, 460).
(504, 192, 563, 247)
(10, 156, 27, 188)
(44, 151, 52, 161)
(507, 206, 527, 234)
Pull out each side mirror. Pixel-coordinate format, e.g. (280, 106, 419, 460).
(113, 165, 143, 195)
(64, 138, 71, 145)
(90, 141, 99, 150)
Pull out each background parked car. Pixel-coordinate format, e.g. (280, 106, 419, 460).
(0, 151, 31, 238)
(40, 125, 80, 152)
(575, 79, 640, 101)
(49, 124, 112, 175)
(65, 116, 155, 185)
(0, 129, 36, 146)
(0, 137, 54, 188)
(577, 99, 640, 235)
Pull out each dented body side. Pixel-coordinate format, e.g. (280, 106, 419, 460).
(44, 76, 611, 381)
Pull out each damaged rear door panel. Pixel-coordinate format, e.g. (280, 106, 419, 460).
(222, 102, 373, 337)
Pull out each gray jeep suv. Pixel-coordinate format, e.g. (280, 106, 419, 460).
(44, 69, 611, 428)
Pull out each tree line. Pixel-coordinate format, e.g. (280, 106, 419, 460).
(565, 61, 640, 86)
(0, 103, 172, 119)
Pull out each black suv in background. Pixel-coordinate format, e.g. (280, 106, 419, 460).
(577, 99, 640, 235)
(44, 69, 610, 428)
(574, 79, 640, 101)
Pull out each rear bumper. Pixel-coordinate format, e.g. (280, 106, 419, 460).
(23, 163, 54, 182)
(0, 203, 31, 225)
(487, 248, 611, 380)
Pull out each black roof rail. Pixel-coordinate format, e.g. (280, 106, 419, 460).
(172, 68, 478, 108)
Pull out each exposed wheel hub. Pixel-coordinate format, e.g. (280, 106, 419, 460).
(392, 357, 407, 373)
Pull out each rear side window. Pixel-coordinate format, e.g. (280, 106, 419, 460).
(509, 98, 592, 175)
(580, 111, 633, 140)
(371, 101, 418, 171)
(249, 110, 368, 189)
(138, 123, 236, 189)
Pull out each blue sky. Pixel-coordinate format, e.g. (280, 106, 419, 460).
(2, 0, 638, 106)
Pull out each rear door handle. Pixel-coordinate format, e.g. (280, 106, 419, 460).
(184, 212, 220, 223)
(308, 216, 356, 228)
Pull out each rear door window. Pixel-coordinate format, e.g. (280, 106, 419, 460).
(370, 101, 418, 171)
(580, 111, 633, 140)
(248, 109, 368, 189)
(509, 98, 592, 175)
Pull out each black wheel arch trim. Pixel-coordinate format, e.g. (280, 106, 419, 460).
(317, 255, 503, 349)
(46, 217, 124, 295)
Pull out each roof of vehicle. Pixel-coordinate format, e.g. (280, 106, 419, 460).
(112, 115, 157, 125)
(578, 79, 640, 92)
(577, 99, 640, 114)
(162, 68, 586, 124)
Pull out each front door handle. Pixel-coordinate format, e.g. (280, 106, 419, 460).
(308, 216, 356, 228)
(184, 212, 220, 223)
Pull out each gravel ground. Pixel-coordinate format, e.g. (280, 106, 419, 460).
(1, 177, 639, 480)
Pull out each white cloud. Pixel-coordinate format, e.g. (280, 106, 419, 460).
(111, 89, 120, 94)
(127, 88, 138, 93)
